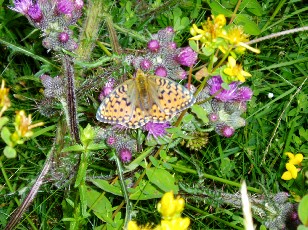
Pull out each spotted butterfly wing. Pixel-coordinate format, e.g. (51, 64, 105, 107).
(96, 69, 196, 129)
(96, 79, 137, 125)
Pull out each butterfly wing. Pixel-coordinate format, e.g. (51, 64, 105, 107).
(122, 105, 150, 128)
(146, 75, 196, 122)
(96, 79, 137, 125)
(96, 71, 196, 129)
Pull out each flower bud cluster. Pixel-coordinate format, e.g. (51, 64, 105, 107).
(10, 0, 84, 51)
(125, 27, 197, 80)
(197, 75, 252, 137)
(98, 78, 116, 101)
(95, 127, 137, 163)
(182, 131, 209, 151)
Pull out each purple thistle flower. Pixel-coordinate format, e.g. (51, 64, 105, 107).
(165, 26, 174, 33)
(235, 87, 253, 101)
(58, 32, 70, 43)
(157, 27, 175, 42)
(74, 0, 84, 10)
(99, 78, 115, 100)
(105, 78, 116, 88)
(119, 148, 132, 163)
(219, 125, 235, 138)
(208, 76, 252, 102)
(216, 82, 239, 102)
(10, 0, 32, 15)
(57, 0, 74, 15)
(105, 77, 115, 87)
(175, 47, 198, 67)
(147, 40, 160, 52)
(100, 86, 113, 98)
(155, 66, 167, 77)
(144, 122, 170, 139)
(106, 136, 116, 146)
(28, 3, 42, 22)
(207, 75, 223, 92)
(69, 40, 78, 50)
(140, 59, 152, 71)
(168, 42, 177, 50)
(209, 113, 218, 122)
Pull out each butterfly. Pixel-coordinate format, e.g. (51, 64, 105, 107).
(96, 69, 196, 129)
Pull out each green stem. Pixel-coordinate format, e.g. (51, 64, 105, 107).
(216, 135, 224, 161)
(207, 53, 215, 73)
(97, 41, 112, 57)
(212, 49, 230, 73)
(0, 155, 14, 192)
(114, 150, 132, 229)
(170, 163, 261, 193)
(111, 146, 163, 221)
(185, 204, 244, 230)
(113, 24, 148, 43)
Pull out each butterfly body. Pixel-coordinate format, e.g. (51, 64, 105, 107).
(96, 69, 195, 129)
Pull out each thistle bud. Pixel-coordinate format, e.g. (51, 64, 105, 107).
(147, 40, 160, 52)
(155, 66, 167, 77)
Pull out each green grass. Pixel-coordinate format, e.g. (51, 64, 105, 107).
(0, 0, 307, 229)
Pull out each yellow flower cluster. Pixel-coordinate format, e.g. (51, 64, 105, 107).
(223, 56, 252, 82)
(281, 152, 303, 180)
(0, 80, 11, 117)
(189, 14, 260, 83)
(190, 14, 226, 46)
(190, 14, 260, 55)
(11, 110, 44, 144)
(127, 191, 190, 230)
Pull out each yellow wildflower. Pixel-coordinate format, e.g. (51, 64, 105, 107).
(157, 191, 185, 219)
(281, 152, 303, 180)
(221, 26, 260, 54)
(281, 163, 298, 180)
(14, 110, 44, 138)
(128, 191, 190, 230)
(159, 217, 190, 230)
(0, 80, 11, 117)
(223, 56, 252, 82)
(127, 221, 140, 230)
(127, 221, 153, 230)
(214, 14, 226, 28)
(285, 152, 303, 165)
(190, 15, 226, 44)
